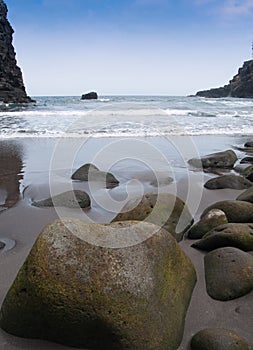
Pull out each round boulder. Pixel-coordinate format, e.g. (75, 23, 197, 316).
(71, 163, 99, 180)
(237, 187, 253, 204)
(191, 328, 251, 350)
(188, 150, 237, 169)
(112, 193, 193, 242)
(241, 165, 253, 177)
(32, 190, 91, 208)
(201, 200, 253, 223)
(0, 219, 196, 349)
(71, 163, 119, 188)
(240, 157, 253, 164)
(204, 175, 252, 190)
(192, 223, 253, 251)
(204, 247, 253, 300)
(244, 141, 253, 148)
(187, 209, 228, 239)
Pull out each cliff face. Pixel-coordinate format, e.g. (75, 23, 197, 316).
(0, 0, 33, 103)
(196, 60, 253, 98)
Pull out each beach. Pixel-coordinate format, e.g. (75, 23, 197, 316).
(0, 134, 252, 349)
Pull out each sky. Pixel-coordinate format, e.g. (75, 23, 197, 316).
(5, 0, 253, 96)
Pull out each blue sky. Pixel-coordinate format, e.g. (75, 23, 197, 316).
(5, 0, 253, 96)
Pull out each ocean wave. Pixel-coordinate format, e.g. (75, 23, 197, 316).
(165, 109, 192, 116)
(1, 95, 253, 138)
(98, 98, 110, 102)
(1, 125, 253, 138)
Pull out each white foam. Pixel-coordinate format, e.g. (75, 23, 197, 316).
(165, 109, 192, 116)
(1, 96, 253, 138)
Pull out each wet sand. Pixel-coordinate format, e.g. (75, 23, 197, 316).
(0, 135, 253, 349)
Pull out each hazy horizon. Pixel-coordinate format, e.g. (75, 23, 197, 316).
(5, 0, 253, 97)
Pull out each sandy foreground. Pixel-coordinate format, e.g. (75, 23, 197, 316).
(0, 135, 252, 349)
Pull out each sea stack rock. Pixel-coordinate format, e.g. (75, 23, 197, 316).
(0, 0, 33, 103)
(196, 60, 253, 98)
(81, 91, 98, 100)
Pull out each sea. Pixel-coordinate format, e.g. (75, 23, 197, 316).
(0, 95, 253, 138)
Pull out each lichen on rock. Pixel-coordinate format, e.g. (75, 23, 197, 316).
(0, 219, 196, 349)
(112, 193, 193, 242)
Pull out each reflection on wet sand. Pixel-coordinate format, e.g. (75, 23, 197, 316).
(0, 141, 23, 209)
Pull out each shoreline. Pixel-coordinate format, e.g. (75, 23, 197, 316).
(0, 134, 252, 349)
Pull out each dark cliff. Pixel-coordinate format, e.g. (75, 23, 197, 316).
(196, 60, 253, 98)
(0, 0, 33, 103)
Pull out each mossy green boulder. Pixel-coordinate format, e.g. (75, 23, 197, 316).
(71, 163, 119, 188)
(192, 223, 253, 251)
(204, 174, 252, 190)
(0, 219, 196, 350)
(191, 328, 251, 350)
(188, 150, 237, 169)
(204, 247, 253, 301)
(237, 186, 253, 203)
(201, 200, 253, 223)
(32, 190, 91, 208)
(187, 209, 228, 239)
(112, 193, 193, 242)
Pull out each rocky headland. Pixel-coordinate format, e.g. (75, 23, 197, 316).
(0, 0, 33, 103)
(196, 59, 253, 98)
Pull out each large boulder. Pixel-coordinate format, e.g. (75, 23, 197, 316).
(71, 163, 119, 188)
(0, 0, 34, 103)
(81, 91, 98, 100)
(112, 193, 193, 242)
(192, 223, 253, 251)
(204, 174, 252, 190)
(0, 219, 196, 349)
(237, 187, 253, 204)
(204, 247, 253, 300)
(191, 328, 251, 350)
(32, 190, 91, 208)
(201, 200, 253, 223)
(187, 209, 228, 239)
(188, 150, 237, 169)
